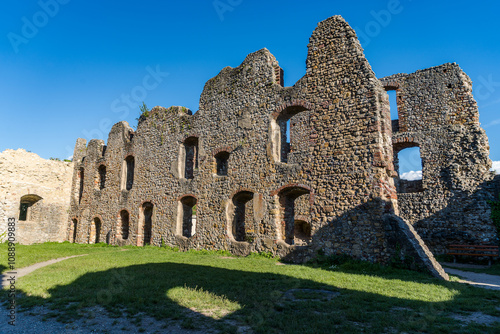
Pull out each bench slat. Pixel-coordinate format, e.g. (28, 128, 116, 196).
(448, 247, 498, 252)
(447, 252, 498, 257)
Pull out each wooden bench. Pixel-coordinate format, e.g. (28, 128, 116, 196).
(447, 244, 499, 266)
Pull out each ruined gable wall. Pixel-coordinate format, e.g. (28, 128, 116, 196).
(381, 64, 498, 253)
(0, 149, 73, 244)
(299, 16, 399, 262)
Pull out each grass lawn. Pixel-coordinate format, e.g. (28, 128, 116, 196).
(2, 243, 500, 333)
(0, 241, 119, 272)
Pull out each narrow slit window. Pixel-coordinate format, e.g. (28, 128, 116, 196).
(98, 165, 106, 190)
(71, 219, 78, 243)
(184, 138, 198, 179)
(140, 202, 153, 245)
(387, 90, 399, 121)
(120, 210, 129, 240)
(180, 196, 197, 238)
(122, 156, 135, 190)
(78, 168, 84, 203)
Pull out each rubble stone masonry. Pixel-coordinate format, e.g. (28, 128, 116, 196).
(381, 64, 498, 254)
(67, 16, 464, 279)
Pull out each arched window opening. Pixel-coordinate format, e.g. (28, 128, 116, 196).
(90, 217, 102, 244)
(394, 145, 423, 193)
(119, 210, 130, 240)
(184, 137, 198, 179)
(78, 168, 84, 203)
(231, 191, 254, 242)
(121, 156, 135, 190)
(179, 196, 197, 238)
(140, 202, 153, 245)
(272, 105, 309, 164)
(278, 187, 310, 245)
(19, 194, 42, 221)
(98, 165, 106, 190)
(215, 151, 230, 176)
(71, 219, 78, 243)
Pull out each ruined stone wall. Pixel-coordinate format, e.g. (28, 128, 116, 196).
(0, 149, 73, 244)
(68, 16, 447, 278)
(380, 64, 498, 253)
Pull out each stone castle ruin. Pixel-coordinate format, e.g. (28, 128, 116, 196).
(2, 16, 498, 279)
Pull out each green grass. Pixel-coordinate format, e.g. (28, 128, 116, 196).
(2, 243, 500, 333)
(0, 241, 120, 272)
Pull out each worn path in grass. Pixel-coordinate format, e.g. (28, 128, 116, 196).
(1, 255, 88, 288)
(442, 264, 500, 290)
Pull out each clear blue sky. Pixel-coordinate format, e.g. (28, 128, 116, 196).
(1, 1, 499, 173)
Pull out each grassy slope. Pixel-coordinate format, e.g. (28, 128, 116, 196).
(2, 243, 500, 333)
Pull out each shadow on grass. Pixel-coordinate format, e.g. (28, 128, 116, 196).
(6, 261, 500, 333)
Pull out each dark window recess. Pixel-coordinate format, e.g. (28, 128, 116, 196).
(78, 168, 84, 203)
(125, 156, 134, 190)
(19, 203, 29, 221)
(120, 210, 129, 240)
(232, 191, 253, 242)
(181, 197, 196, 238)
(143, 202, 153, 245)
(184, 137, 198, 179)
(215, 151, 229, 176)
(98, 165, 106, 190)
(72, 219, 78, 243)
(94, 218, 101, 243)
(278, 187, 310, 245)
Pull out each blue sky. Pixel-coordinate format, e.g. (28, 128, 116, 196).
(1, 1, 499, 175)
